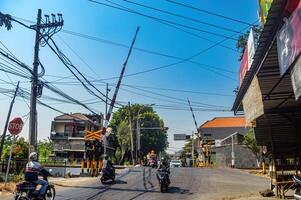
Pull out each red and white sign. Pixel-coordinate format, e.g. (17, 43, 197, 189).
(239, 48, 248, 85)
(8, 117, 24, 135)
(239, 28, 256, 85)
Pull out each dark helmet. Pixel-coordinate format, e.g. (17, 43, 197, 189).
(161, 157, 168, 165)
(104, 154, 109, 160)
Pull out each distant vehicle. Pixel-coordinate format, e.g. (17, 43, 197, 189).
(170, 160, 181, 168)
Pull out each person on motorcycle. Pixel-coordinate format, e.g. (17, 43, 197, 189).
(157, 157, 170, 184)
(102, 154, 114, 175)
(25, 152, 48, 199)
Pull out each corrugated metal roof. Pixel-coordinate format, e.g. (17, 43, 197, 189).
(232, 0, 287, 113)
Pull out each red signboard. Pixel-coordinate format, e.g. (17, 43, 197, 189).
(8, 117, 24, 135)
(239, 48, 248, 85)
(277, 1, 301, 76)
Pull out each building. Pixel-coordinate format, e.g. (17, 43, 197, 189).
(50, 113, 102, 162)
(199, 116, 258, 168)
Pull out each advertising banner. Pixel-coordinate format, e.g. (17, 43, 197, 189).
(239, 48, 248, 85)
(239, 28, 256, 85)
(247, 28, 256, 70)
(277, 1, 301, 76)
(242, 76, 264, 124)
(291, 55, 301, 100)
(258, 0, 273, 24)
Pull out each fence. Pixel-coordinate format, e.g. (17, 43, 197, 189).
(0, 158, 78, 176)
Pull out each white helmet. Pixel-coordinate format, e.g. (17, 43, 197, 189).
(29, 152, 38, 160)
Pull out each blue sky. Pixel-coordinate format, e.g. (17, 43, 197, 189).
(0, 0, 258, 152)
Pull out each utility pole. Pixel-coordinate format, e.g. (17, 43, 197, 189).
(28, 9, 63, 153)
(136, 116, 140, 163)
(128, 102, 135, 165)
(28, 9, 42, 153)
(0, 82, 19, 159)
(103, 83, 110, 155)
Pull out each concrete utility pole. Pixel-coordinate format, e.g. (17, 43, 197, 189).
(136, 115, 140, 163)
(103, 83, 110, 155)
(28, 9, 42, 153)
(28, 9, 63, 153)
(128, 102, 135, 165)
(0, 81, 19, 159)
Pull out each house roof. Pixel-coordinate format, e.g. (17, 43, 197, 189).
(54, 113, 92, 122)
(200, 117, 247, 128)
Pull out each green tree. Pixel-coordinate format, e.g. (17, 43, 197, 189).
(243, 128, 260, 159)
(37, 138, 53, 161)
(116, 120, 131, 160)
(1, 136, 29, 160)
(0, 12, 13, 30)
(109, 104, 168, 162)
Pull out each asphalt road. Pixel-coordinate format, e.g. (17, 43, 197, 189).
(52, 167, 270, 200)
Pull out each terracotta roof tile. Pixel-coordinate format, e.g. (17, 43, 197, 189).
(55, 113, 91, 121)
(200, 117, 248, 128)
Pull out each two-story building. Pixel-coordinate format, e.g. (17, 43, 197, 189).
(50, 113, 102, 162)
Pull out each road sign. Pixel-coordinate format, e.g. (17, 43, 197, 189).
(8, 117, 24, 135)
(174, 134, 190, 141)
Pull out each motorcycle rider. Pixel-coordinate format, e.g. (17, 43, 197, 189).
(24, 152, 48, 199)
(157, 157, 170, 184)
(102, 154, 114, 176)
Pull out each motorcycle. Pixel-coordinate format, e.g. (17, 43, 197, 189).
(292, 175, 301, 200)
(157, 169, 169, 192)
(100, 168, 115, 184)
(14, 169, 55, 200)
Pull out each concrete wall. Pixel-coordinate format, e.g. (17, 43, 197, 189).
(53, 123, 65, 133)
(212, 144, 258, 168)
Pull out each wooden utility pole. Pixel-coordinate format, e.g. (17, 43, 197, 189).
(0, 82, 19, 159)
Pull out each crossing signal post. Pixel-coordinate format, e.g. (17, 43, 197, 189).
(81, 129, 103, 177)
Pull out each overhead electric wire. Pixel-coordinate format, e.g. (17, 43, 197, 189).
(165, 0, 253, 26)
(46, 37, 109, 104)
(89, 0, 237, 41)
(60, 30, 237, 72)
(12, 15, 239, 78)
(122, 0, 241, 33)
(123, 85, 230, 108)
(50, 79, 234, 97)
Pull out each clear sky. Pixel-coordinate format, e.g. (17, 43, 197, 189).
(0, 0, 258, 153)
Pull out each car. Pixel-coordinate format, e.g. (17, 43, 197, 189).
(170, 160, 181, 168)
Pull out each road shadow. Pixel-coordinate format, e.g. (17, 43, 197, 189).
(166, 186, 192, 195)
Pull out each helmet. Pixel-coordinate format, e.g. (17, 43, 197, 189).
(29, 152, 38, 161)
(161, 157, 167, 165)
(104, 154, 109, 160)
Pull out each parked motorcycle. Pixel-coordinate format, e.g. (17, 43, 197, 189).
(292, 175, 301, 200)
(14, 169, 55, 200)
(100, 168, 115, 184)
(157, 169, 169, 192)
